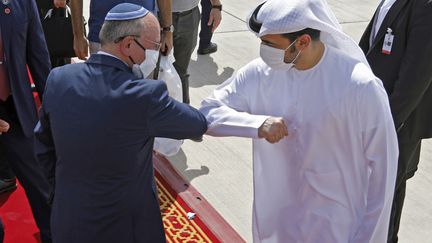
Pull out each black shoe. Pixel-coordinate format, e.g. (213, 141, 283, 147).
(190, 135, 203, 142)
(0, 178, 17, 195)
(197, 43, 218, 55)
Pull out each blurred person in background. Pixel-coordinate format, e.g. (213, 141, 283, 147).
(197, 0, 222, 55)
(70, 0, 173, 60)
(36, 0, 72, 67)
(359, 0, 432, 242)
(0, 0, 52, 242)
(170, 0, 221, 104)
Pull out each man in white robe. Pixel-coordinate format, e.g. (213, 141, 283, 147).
(199, 0, 398, 242)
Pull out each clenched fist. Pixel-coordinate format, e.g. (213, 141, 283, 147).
(258, 117, 288, 144)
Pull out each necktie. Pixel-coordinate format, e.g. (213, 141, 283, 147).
(0, 30, 11, 101)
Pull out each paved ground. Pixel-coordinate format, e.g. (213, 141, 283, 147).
(80, 1, 432, 242)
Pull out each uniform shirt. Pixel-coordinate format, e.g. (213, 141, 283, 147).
(200, 45, 398, 243)
(171, 0, 199, 12)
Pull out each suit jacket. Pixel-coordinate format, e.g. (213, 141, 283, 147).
(0, 0, 51, 137)
(34, 54, 207, 243)
(359, 0, 432, 142)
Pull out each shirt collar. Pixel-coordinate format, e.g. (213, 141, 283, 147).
(97, 51, 129, 67)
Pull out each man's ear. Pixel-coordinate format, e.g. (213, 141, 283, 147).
(297, 34, 311, 49)
(119, 37, 134, 56)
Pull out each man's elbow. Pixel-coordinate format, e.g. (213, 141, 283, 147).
(197, 113, 208, 135)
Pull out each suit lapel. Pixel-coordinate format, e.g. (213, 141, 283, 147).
(359, 16, 374, 51)
(369, 0, 409, 52)
(0, 1, 14, 59)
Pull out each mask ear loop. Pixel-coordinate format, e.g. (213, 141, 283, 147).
(284, 39, 297, 51)
(284, 39, 302, 65)
(290, 48, 302, 64)
(128, 39, 147, 65)
(128, 56, 136, 64)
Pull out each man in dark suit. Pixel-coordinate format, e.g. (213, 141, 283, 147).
(0, 0, 52, 242)
(34, 3, 207, 243)
(359, 0, 432, 242)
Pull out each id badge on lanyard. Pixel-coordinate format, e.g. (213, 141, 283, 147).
(382, 28, 394, 55)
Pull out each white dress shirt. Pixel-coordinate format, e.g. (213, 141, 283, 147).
(374, 0, 398, 39)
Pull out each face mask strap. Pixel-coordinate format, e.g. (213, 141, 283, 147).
(290, 49, 302, 65)
(133, 39, 147, 52)
(128, 56, 136, 64)
(128, 39, 147, 65)
(284, 39, 297, 51)
(283, 39, 302, 65)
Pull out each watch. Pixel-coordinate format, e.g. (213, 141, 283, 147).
(212, 4, 222, 11)
(162, 24, 174, 32)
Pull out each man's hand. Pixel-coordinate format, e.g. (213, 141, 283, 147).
(74, 35, 89, 60)
(70, 0, 88, 59)
(53, 0, 67, 8)
(208, 8, 222, 32)
(157, 0, 173, 55)
(0, 119, 10, 135)
(258, 117, 288, 144)
(160, 31, 173, 55)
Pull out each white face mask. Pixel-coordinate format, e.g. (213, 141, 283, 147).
(139, 49, 160, 78)
(259, 39, 302, 70)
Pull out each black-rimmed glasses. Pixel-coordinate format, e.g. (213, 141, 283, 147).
(114, 35, 161, 51)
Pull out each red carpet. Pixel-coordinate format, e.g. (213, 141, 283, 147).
(0, 154, 244, 243)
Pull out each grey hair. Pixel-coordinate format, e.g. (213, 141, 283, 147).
(99, 17, 145, 45)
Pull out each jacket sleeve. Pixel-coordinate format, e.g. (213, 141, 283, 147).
(147, 81, 207, 139)
(199, 68, 270, 138)
(352, 81, 398, 243)
(389, 0, 432, 130)
(26, 0, 51, 100)
(34, 74, 56, 186)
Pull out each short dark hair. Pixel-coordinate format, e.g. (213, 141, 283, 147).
(282, 28, 321, 42)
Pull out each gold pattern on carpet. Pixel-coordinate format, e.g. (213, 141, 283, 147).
(157, 177, 214, 243)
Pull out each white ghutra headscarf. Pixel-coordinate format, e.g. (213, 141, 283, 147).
(247, 0, 370, 67)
